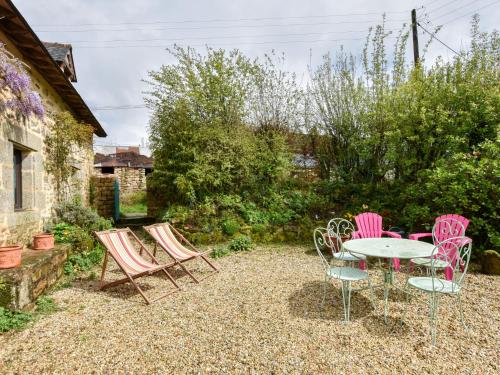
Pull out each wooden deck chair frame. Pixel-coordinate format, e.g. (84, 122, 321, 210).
(143, 222, 219, 284)
(95, 227, 181, 305)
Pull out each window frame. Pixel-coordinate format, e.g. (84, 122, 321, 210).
(13, 148, 23, 210)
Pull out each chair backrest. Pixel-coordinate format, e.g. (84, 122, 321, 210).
(354, 212, 383, 238)
(95, 229, 155, 275)
(327, 218, 355, 253)
(430, 237, 472, 290)
(313, 227, 332, 271)
(145, 223, 198, 260)
(432, 219, 468, 247)
(433, 215, 469, 244)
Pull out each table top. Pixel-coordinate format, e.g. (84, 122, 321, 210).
(343, 238, 435, 259)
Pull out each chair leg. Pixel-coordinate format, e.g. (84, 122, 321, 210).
(383, 281, 390, 324)
(367, 277, 376, 310)
(99, 252, 109, 289)
(429, 293, 440, 346)
(340, 281, 347, 322)
(457, 293, 467, 330)
(347, 281, 352, 322)
(400, 283, 412, 329)
(321, 274, 328, 307)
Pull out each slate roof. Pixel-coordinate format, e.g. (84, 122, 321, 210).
(43, 42, 71, 62)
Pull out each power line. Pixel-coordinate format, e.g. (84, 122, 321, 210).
(417, 22, 460, 55)
(66, 28, 387, 45)
(92, 105, 147, 110)
(75, 36, 389, 50)
(32, 10, 410, 27)
(426, 0, 461, 14)
(432, 0, 489, 22)
(440, 0, 500, 25)
(34, 18, 407, 33)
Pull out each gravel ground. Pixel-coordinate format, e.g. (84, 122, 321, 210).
(0, 244, 498, 374)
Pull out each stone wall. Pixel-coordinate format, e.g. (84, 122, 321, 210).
(0, 244, 71, 311)
(0, 30, 96, 246)
(90, 175, 117, 219)
(94, 167, 146, 195)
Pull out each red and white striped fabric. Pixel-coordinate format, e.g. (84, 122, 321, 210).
(149, 224, 198, 260)
(97, 231, 156, 275)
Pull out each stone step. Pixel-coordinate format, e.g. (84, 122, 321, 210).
(117, 213, 156, 226)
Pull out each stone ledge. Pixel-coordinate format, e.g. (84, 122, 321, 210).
(0, 244, 71, 311)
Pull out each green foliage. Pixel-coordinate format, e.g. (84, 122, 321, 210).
(145, 17, 498, 251)
(221, 218, 240, 236)
(228, 236, 254, 252)
(0, 296, 60, 333)
(35, 296, 58, 315)
(53, 201, 113, 233)
(0, 307, 33, 332)
(44, 111, 94, 201)
(120, 191, 147, 214)
(211, 245, 230, 259)
(64, 245, 105, 276)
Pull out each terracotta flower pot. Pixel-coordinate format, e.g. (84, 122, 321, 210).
(0, 244, 22, 269)
(32, 233, 55, 250)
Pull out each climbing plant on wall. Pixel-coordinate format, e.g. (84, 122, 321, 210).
(0, 42, 44, 118)
(44, 111, 93, 202)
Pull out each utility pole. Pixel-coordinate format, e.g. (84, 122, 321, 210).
(411, 9, 420, 66)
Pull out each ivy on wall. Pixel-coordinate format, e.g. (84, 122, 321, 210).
(44, 111, 93, 202)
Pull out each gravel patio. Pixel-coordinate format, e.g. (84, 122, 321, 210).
(0, 244, 498, 374)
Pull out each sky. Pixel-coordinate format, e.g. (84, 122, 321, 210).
(14, 0, 500, 150)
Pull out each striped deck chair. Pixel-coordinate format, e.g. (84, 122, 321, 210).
(143, 223, 219, 283)
(95, 228, 180, 305)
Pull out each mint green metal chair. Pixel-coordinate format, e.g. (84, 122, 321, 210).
(401, 236, 472, 345)
(326, 218, 366, 265)
(314, 227, 375, 322)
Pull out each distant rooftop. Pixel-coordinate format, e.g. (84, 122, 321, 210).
(94, 146, 153, 169)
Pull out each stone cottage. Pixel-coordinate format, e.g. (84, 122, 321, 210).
(94, 146, 153, 195)
(0, 0, 106, 245)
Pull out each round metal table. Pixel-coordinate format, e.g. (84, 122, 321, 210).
(343, 238, 435, 322)
(344, 238, 435, 259)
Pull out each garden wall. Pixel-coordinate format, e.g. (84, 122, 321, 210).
(90, 175, 117, 219)
(94, 167, 146, 195)
(0, 244, 71, 311)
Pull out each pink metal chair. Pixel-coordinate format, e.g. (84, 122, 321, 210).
(352, 212, 402, 271)
(409, 214, 470, 280)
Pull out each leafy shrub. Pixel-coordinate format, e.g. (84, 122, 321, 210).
(0, 307, 33, 332)
(64, 245, 105, 276)
(53, 202, 112, 232)
(36, 296, 58, 315)
(221, 218, 240, 236)
(51, 222, 76, 243)
(211, 245, 230, 259)
(228, 236, 253, 252)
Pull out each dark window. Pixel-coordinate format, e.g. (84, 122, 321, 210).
(13, 149, 23, 210)
(145, 168, 153, 175)
(101, 167, 114, 174)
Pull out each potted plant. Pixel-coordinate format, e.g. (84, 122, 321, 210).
(0, 244, 22, 269)
(32, 233, 55, 250)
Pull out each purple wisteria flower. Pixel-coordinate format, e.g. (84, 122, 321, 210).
(1, 46, 45, 119)
(3, 63, 30, 95)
